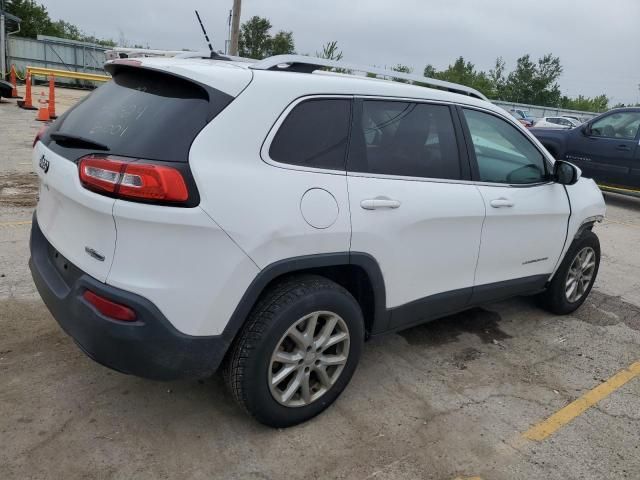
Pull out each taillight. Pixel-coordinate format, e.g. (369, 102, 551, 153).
(33, 126, 48, 147)
(79, 155, 189, 203)
(83, 290, 136, 322)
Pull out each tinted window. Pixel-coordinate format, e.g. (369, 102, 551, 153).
(591, 111, 640, 140)
(463, 109, 547, 184)
(47, 68, 230, 162)
(348, 101, 461, 179)
(269, 99, 351, 170)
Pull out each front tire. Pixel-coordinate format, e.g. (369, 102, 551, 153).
(224, 275, 364, 427)
(539, 230, 600, 314)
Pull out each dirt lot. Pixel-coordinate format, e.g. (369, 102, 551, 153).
(1, 89, 640, 480)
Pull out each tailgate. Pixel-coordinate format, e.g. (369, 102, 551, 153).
(33, 142, 116, 282)
(32, 63, 242, 285)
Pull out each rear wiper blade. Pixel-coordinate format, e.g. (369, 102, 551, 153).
(50, 132, 110, 151)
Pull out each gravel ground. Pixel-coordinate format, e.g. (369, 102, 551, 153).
(1, 90, 639, 480)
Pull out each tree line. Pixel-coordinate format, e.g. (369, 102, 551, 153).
(5, 0, 116, 46)
(237, 15, 637, 113)
(417, 56, 611, 112)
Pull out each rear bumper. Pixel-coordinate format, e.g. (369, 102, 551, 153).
(29, 215, 229, 380)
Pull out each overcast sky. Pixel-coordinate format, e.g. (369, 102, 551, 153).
(44, 0, 640, 104)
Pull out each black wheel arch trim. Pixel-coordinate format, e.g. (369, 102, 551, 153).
(220, 252, 389, 345)
(221, 254, 559, 350)
(575, 220, 597, 238)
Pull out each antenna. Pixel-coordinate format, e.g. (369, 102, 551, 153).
(194, 10, 231, 60)
(194, 10, 229, 60)
(225, 9, 232, 55)
(195, 10, 214, 55)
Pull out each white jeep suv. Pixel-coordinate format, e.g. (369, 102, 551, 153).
(29, 54, 605, 427)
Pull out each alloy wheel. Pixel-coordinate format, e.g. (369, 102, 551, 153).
(565, 247, 596, 303)
(268, 311, 350, 407)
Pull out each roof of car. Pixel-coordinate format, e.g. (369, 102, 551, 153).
(123, 56, 505, 117)
(607, 107, 640, 113)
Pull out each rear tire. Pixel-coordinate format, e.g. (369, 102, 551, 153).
(224, 274, 364, 427)
(539, 230, 600, 315)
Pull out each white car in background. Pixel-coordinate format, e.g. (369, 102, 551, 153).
(534, 116, 582, 129)
(561, 115, 586, 124)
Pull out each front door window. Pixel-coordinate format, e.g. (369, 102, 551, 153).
(591, 112, 640, 140)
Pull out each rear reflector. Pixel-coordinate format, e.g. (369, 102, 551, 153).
(83, 290, 136, 322)
(79, 155, 189, 202)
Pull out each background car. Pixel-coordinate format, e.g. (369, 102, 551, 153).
(508, 108, 536, 127)
(561, 115, 586, 124)
(534, 116, 582, 129)
(0, 80, 13, 99)
(532, 107, 640, 193)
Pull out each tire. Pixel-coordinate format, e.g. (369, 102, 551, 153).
(539, 230, 600, 315)
(224, 274, 364, 427)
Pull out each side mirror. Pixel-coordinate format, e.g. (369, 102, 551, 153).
(553, 160, 581, 185)
(581, 124, 592, 136)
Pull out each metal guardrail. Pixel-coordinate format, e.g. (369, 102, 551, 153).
(27, 66, 110, 82)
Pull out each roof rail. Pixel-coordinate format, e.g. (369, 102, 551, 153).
(249, 55, 488, 100)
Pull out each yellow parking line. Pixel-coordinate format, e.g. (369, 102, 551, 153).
(523, 361, 640, 442)
(599, 184, 640, 195)
(0, 220, 32, 227)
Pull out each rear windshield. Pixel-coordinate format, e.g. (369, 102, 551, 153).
(47, 67, 232, 162)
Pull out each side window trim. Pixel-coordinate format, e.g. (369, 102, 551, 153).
(346, 97, 470, 182)
(260, 95, 354, 176)
(456, 104, 554, 186)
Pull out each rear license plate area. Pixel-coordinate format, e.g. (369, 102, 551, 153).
(48, 244, 81, 287)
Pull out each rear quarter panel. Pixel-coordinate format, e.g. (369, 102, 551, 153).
(106, 202, 259, 336)
(188, 75, 353, 270)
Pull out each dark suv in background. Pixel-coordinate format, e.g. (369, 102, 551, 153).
(532, 108, 640, 193)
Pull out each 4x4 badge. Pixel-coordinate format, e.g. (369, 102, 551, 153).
(39, 155, 50, 173)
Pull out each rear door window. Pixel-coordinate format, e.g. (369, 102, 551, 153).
(348, 100, 462, 180)
(269, 98, 352, 170)
(46, 68, 232, 162)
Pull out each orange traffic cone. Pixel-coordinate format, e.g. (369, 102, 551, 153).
(10, 65, 20, 98)
(36, 92, 50, 122)
(48, 75, 57, 119)
(17, 72, 36, 110)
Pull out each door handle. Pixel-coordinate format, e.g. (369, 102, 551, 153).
(360, 197, 401, 210)
(490, 198, 514, 208)
(616, 145, 631, 151)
